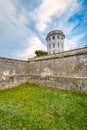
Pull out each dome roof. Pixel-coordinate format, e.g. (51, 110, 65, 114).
(46, 30, 65, 40)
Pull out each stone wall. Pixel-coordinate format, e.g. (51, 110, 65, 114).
(0, 48, 87, 92)
(0, 57, 29, 89)
(28, 48, 87, 93)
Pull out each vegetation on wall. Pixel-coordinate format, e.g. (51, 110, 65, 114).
(35, 50, 48, 57)
(0, 83, 87, 130)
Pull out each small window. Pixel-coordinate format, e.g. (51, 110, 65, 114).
(53, 36, 55, 40)
(57, 35, 59, 39)
(58, 43, 59, 48)
(53, 43, 55, 48)
(49, 37, 51, 41)
(61, 36, 63, 40)
(49, 44, 51, 49)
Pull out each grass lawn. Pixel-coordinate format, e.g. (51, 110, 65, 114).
(0, 83, 87, 130)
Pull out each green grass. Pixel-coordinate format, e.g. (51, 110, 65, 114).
(0, 83, 87, 130)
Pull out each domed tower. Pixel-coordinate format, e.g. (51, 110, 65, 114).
(46, 30, 65, 54)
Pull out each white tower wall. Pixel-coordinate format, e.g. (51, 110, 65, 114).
(46, 30, 65, 54)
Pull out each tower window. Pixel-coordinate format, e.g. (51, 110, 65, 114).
(58, 43, 59, 48)
(53, 43, 55, 48)
(52, 36, 55, 40)
(49, 37, 51, 41)
(57, 35, 59, 39)
(49, 44, 51, 49)
(61, 36, 63, 40)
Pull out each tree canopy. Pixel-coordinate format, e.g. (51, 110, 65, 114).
(35, 50, 48, 57)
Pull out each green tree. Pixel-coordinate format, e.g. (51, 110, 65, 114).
(35, 50, 48, 57)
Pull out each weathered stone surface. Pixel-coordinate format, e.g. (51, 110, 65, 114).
(0, 48, 87, 92)
(28, 48, 87, 93)
(0, 58, 29, 89)
(28, 55, 87, 77)
(28, 75, 87, 92)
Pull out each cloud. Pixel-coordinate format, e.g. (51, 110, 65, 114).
(64, 34, 84, 51)
(0, 0, 86, 59)
(0, 0, 28, 25)
(30, 0, 83, 52)
(0, 0, 30, 45)
(0, 0, 47, 59)
(15, 35, 46, 59)
(33, 0, 81, 32)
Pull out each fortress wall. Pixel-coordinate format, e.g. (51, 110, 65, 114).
(28, 48, 87, 93)
(0, 48, 87, 92)
(0, 58, 29, 89)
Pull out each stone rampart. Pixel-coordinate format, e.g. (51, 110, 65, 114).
(0, 48, 87, 92)
(28, 48, 87, 93)
(0, 57, 29, 89)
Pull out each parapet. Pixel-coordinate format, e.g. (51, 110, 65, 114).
(46, 30, 65, 40)
(29, 47, 87, 62)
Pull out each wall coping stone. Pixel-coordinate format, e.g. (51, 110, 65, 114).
(0, 47, 87, 62)
(0, 57, 27, 62)
(29, 74, 87, 79)
(29, 47, 87, 62)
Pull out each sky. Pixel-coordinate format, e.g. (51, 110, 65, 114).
(0, 0, 87, 59)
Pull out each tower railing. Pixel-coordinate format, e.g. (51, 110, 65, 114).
(64, 43, 87, 52)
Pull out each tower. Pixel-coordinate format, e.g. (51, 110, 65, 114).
(46, 30, 65, 54)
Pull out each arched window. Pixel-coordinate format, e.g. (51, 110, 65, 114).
(49, 44, 51, 49)
(58, 43, 59, 48)
(52, 36, 55, 40)
(49, 37, 51, 41)
(57, 35, 59, 39)
(61, 36, 63, 40)
(53, 43, 55, 48)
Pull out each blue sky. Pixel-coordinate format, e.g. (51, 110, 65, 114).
(0, 0, 87, 59)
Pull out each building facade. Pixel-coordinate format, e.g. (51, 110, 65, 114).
(46, 30, 65, 54)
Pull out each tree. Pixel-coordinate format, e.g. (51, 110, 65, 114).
(35, 50, 48, 57)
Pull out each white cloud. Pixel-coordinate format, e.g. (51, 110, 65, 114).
(0, 0, 85, 59)
(31, 0, 83, 52)
(0, 0, 28, 26)
(33, 0, 81, 32)
(0, 0, 30, 44)
(64, 34, 84, 51)
(16, 35, 47, 59)
(0, 0, 47, 59)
